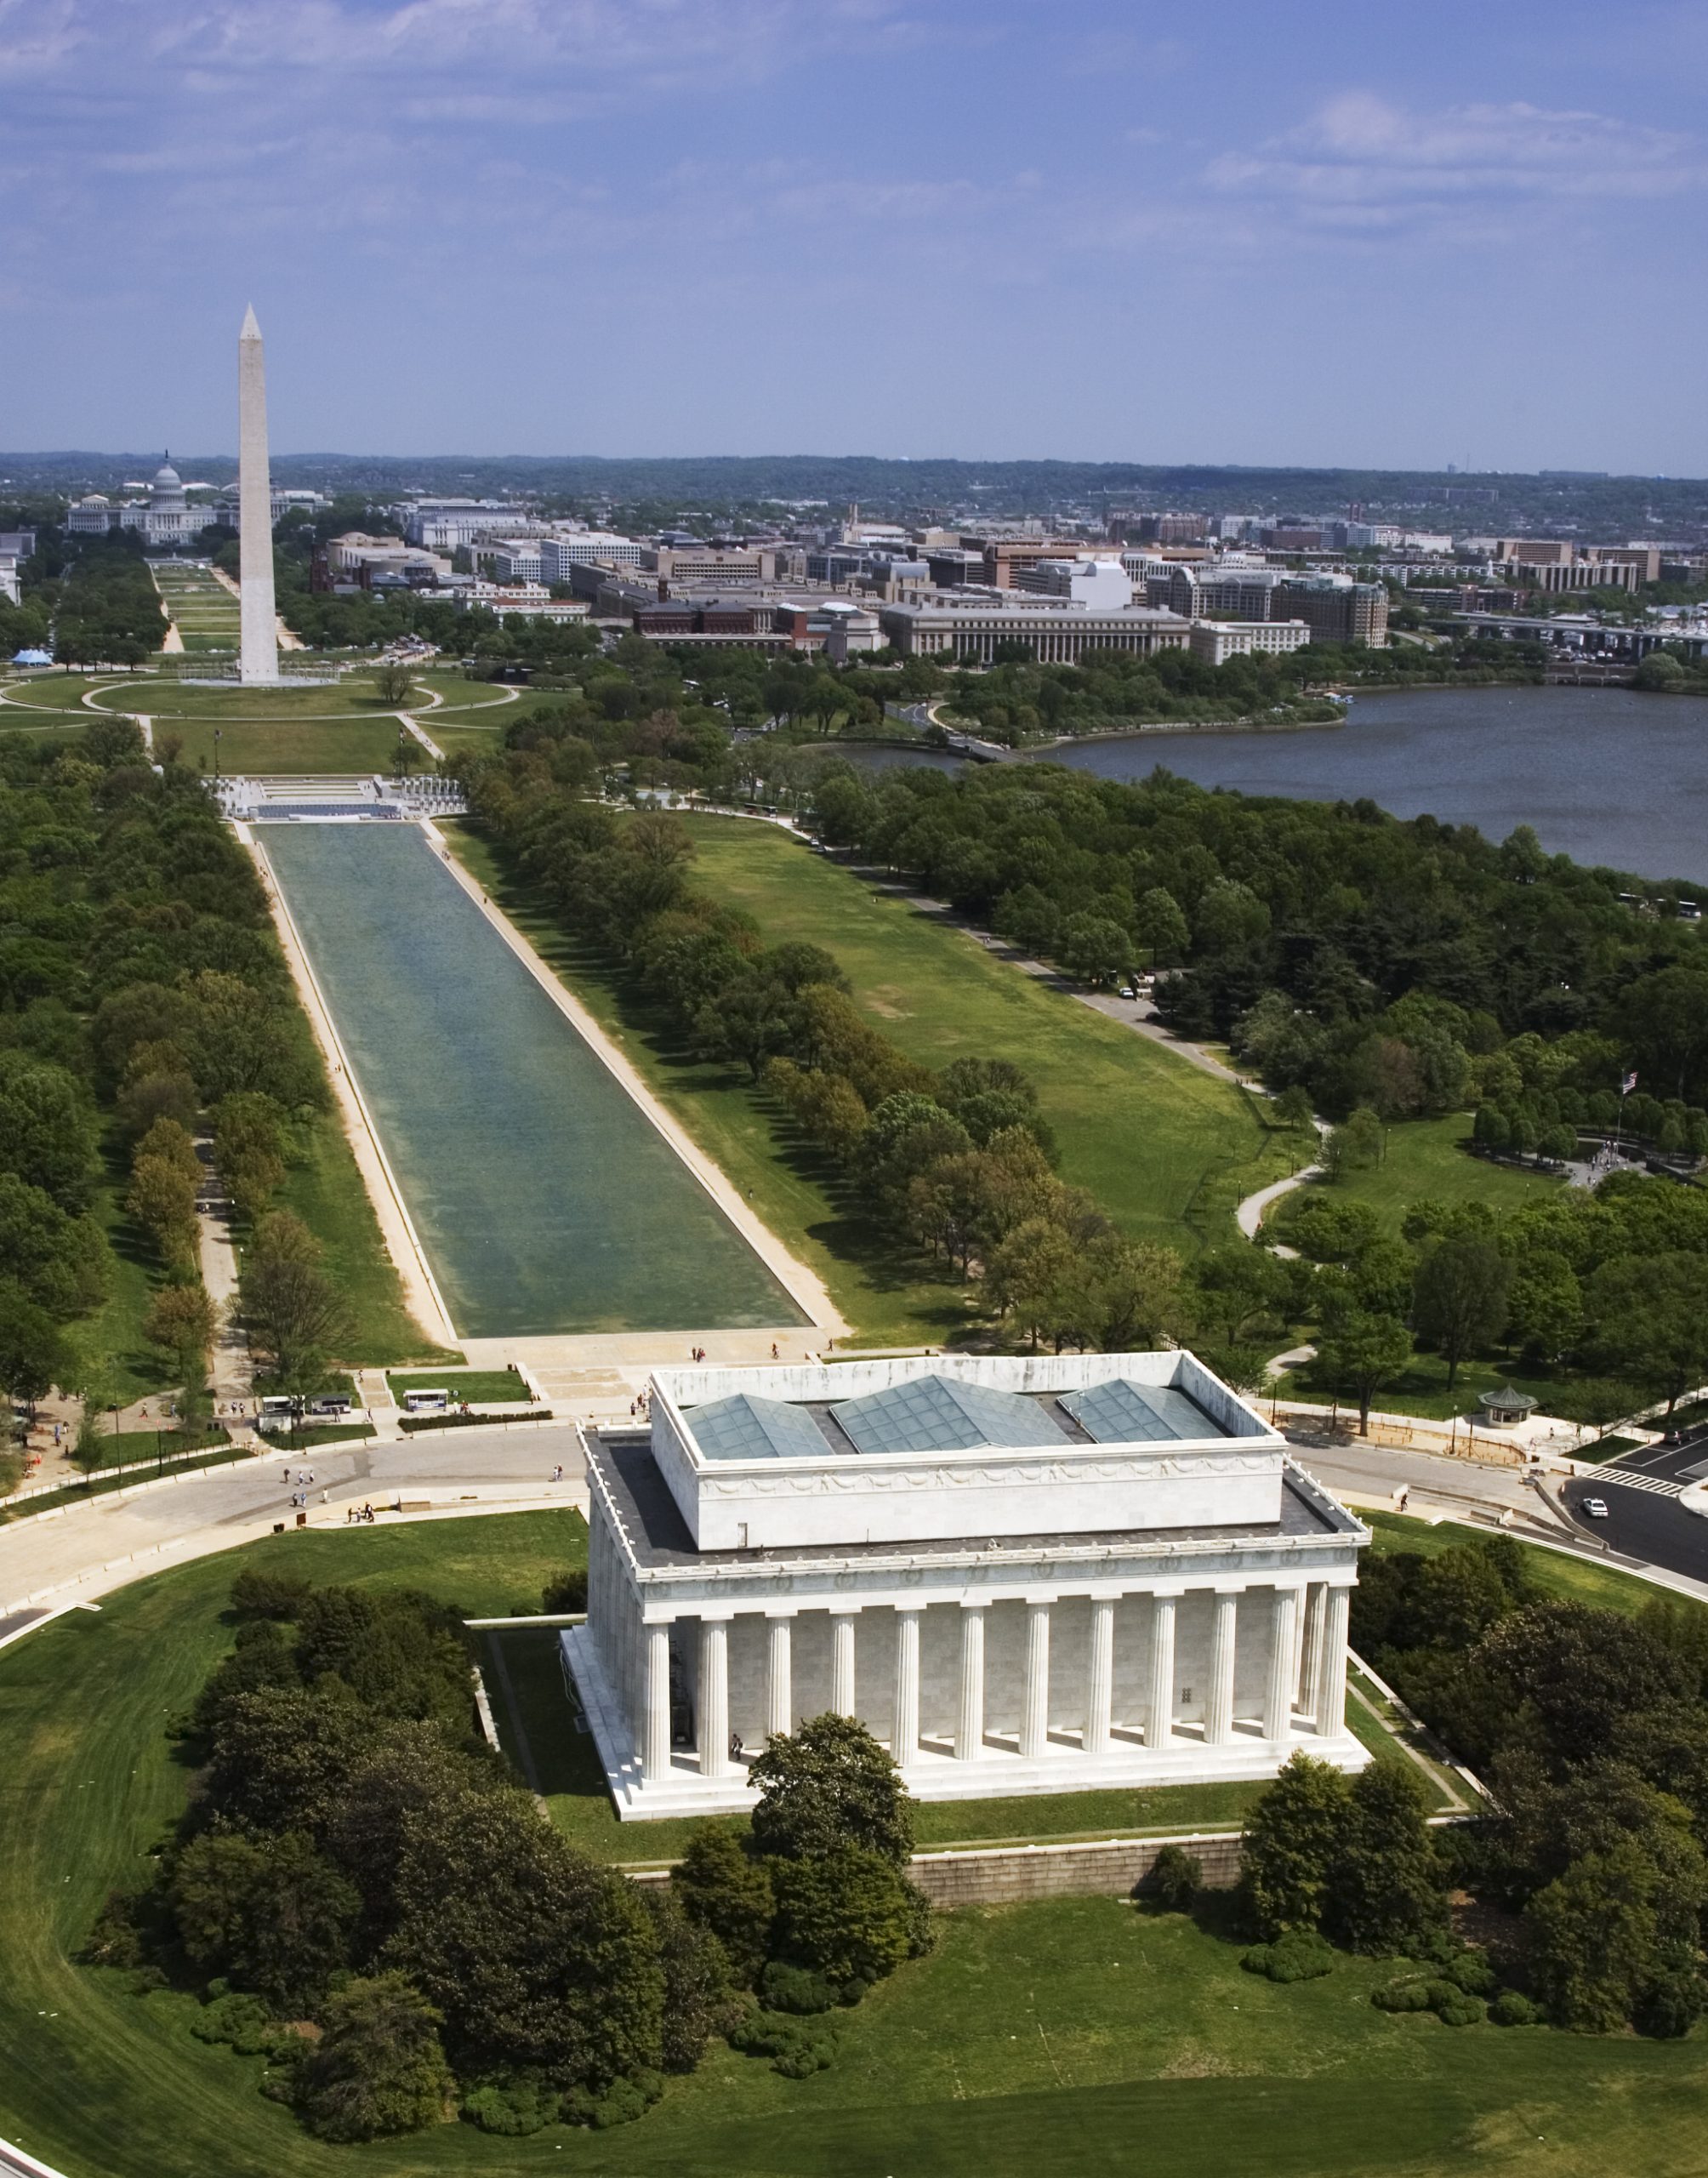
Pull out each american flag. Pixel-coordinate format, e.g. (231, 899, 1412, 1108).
(1622, 1071, 1638, 1094)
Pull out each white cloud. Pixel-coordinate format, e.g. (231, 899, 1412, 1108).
(1208, 93, 1705, 231)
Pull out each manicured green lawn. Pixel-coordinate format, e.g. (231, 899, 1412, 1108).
(95, 677, 405, 721)
(174, 721, 413, 773)
(272, 1108, 458, 1366)
(1269, 1116, 1560, 1243)
(70, 1132, 176, 1402)
(683, 818, 1295, 1257)
(390, 1368, 530, 1401)
(3, 1513, 1706, 2178)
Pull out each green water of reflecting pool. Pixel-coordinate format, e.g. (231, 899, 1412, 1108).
(262, 824, 806, 1337)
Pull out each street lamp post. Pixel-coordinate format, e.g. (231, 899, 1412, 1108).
(213, 727, 222, 788)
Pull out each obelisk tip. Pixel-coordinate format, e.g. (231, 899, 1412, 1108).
(240, 304, 261, 341)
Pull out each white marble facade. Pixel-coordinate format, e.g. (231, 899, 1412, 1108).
(564, 1352, 1369, 1817)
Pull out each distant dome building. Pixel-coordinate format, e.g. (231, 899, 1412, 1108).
(65, 454, 197, 545)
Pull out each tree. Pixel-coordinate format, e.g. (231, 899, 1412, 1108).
(1322, 1106, 1383, 1179)
(0, 1281, 73, 1406)
(1324, 1762, 1446, 1956)
(671, 1825, 777, 1987)
(239, 1212, 352, 1389)
(1241, 1753, 1352, 1939)
(640, 1890, 737, 2073)
(374, 663, 413, 705)
(748, 1712, 914, 1868)
(1313, 1310, 1413, 1434)
(1193, 878, 1270, 960)
(1586, 1252, 1708, 1412)
(293, 1973, 455, 2142)
(0, 1050, 100, 1212)
(1411, 1234, 1512, 1390)
(1524, 1844, 1662, 2033)
(143, 1283, 218, 1388)
(769, 1844, 918, 1986)
(1506, 1249, 1582, 1362)
(1193, 1246, 1286, 1346)
(693, 976, 798, 1082)
(1056, 913, 1130, 987)
(169, 1828, 357, 2014)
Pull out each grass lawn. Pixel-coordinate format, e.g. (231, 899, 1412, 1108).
(443, 819, 1291, 1343)
(68, 1133, 177, 1403)
(174, 720, 413, 773)
(2, 1515, 1705, 2178)
(0, 673, 116, 712)
(390, 1368, 530, 1401)
(90, 676, 407, 721)
(683, 818, 1295, 1256)
(272, 1107, 458, 1367)
(1269, 1116, 1560, 1243)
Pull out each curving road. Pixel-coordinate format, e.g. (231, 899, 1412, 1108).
(0, 1423, 588, 1634)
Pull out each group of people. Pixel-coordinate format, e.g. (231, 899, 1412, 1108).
(342, 1502, 379, 1525)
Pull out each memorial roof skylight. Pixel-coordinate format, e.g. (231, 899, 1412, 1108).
(831, 1373, 1069, 1456)
(686, 1392, 831, 1462)
(1061, 1377, 1224, 1444)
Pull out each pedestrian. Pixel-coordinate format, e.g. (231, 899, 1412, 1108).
(307, 1470, 315, 1486)
(321, 1488, 328, 1504)
(771, 1343, 778, 1360)
(730, 1730, 743, 1761)
(282, 1467, 290, 1484)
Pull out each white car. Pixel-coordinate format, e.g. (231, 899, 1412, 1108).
(1118, 984, 1137, 1001)
(1581, 1497, 1610, 1519)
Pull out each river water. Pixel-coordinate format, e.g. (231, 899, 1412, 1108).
(842, 687, 1708, 885)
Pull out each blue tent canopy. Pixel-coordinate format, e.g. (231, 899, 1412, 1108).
(11, 648, 53, 666)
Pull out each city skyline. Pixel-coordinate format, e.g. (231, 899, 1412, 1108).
(3, 0, 1705, 470)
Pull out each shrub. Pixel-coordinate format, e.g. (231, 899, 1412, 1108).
(760, 1959, 837, 2016)
(540, 1568, 588, 1614)
(1372, 1979, 1434, 2014)
(1441, 1953, 1497, 1998)
(461, 2073, 561, 2135)
(1489, 1990, 1542, 2027)
(1635, 1970, 1706, 2040)
(729, 2012, 835, 2076)
(1240, 1932, 1335, 1983)
(749, 1713, 914, 1867)
(561, 2071, 663, 2129)
(1146, 1844, 1204, 1913)
(230, 1567, 313, 1621)
(1436, 1995, 1486, 2027)
(190, 1989, 274, 2055)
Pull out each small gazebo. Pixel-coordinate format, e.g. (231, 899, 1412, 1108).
(1476, 1385, 1538, 1429)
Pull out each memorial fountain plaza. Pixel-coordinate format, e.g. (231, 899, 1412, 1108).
(566, 1348, 1370, 1819)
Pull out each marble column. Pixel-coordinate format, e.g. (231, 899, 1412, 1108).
(642, 1622, 672, 1783)
(831, 1612, 857, 1718)
(1299, 1582, 1327, 1722)
(1205, 1590, 1238, 1745)
(1085, 1597, 1115, 1756)
(955, 1605, 986, 1761)
(766, 1615, 793, 1740)
(1020, 1601, 1051, 1759)
(1314, 1586, 1350, 1738)
(891, 1609, 920, 1765)
(1265, 1587, 1301, 1742)
(1147, 1594, 1176, 1750)
(698, 1618, 730, 1778)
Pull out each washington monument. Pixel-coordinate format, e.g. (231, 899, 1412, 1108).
(238, 305, 279, 685)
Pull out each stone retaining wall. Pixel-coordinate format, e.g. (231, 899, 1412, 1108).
(908, 1829, 1242, 1907)
(623, 1829, 1244, 1907)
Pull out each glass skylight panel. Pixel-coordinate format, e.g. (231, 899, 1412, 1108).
(1062, 1377, 1222, 1444)
(831, 1373, 1066, 1455)
(686, 1394, 828, 1462)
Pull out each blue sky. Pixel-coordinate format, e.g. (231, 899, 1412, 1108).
(3, 0, 1705, 468)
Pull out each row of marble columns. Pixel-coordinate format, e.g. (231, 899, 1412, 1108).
(639, 1582, 1352, 1785)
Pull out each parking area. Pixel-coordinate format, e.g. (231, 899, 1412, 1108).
(1561, 1426, 1708, 1584)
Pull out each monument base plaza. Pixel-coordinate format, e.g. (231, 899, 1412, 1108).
(564, 1351, 1369, 1819)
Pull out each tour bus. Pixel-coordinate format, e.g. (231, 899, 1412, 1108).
(305, 1393, 352, 1420)
(401, 1388, 449, 1414)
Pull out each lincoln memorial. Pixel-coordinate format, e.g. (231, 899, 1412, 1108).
(563, 1350, 1369, 1818)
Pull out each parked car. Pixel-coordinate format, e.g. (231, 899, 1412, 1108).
(1118, 984, 1137, 1001)
(1581, 1497, 1610, 1519)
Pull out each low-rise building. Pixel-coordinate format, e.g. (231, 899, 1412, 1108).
(1012, 557, 1134, 609)
(880, 599, 1190, 665)
(538, 532, 646, 576)
(566, 1350, 1369, 1818)
(1187, 619, 1311, 665)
